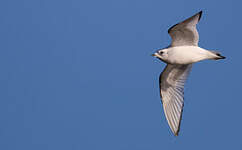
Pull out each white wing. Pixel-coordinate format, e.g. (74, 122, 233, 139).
(168, 11, 202, 47)
(159, 64, 192, 136)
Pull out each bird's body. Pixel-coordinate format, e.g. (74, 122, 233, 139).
(152, 11, 225, 136)
(160, 46, 221, 64)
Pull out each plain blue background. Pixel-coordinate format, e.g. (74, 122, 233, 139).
(0, 0, 241, 149)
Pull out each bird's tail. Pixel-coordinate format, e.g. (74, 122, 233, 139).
(210, 51, 226, 60)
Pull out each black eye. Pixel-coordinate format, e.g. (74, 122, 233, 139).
(159, 51, 163, 55)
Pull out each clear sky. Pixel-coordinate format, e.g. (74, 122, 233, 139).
(0, 0, 241, 149)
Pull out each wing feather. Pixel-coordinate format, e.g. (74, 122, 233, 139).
(159, 64, 192, 136)
(168, 11, 202, 47)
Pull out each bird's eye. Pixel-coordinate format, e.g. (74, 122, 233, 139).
(159, 51, 163, 55)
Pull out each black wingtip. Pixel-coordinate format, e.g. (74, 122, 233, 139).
(198, 10, 203, 21)
(168, 10, 203, 34)
(174, 132, 179, 136)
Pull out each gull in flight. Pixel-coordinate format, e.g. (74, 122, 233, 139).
(152, 11, 225, 136)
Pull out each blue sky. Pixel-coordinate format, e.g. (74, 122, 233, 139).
(0, 0, 241, 149)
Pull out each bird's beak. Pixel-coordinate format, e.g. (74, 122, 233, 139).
(151, 53, 158, 57)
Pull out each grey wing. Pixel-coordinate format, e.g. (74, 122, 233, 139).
(159, 64, 192, 136)
(168, 11, 202, 47)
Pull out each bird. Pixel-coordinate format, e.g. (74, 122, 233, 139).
(152, 11, 225, 136)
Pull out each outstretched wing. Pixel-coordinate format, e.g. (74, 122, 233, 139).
(168, 11, 202, 47)
(159, 64, 192, 136)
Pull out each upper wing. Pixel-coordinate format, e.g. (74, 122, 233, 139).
(159, 64, 192, 136)
(168, 11, 202, 47)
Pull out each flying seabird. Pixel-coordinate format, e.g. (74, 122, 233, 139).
(152, 11, 225, 136)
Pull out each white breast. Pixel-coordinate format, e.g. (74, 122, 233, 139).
(166, 46, 209, 64)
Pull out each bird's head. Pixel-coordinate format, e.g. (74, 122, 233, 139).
(151, 48, 169, 63)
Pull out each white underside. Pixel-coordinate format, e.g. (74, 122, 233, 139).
(164, 46, 216, 65)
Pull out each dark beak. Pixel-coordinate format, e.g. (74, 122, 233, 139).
(151, 53, 158, 57)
